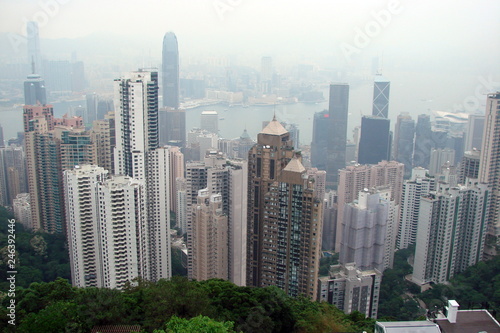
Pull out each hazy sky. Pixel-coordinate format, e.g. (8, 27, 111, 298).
(1, 0, 499, 68)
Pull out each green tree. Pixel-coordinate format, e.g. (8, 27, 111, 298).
(18, 301, 79, 333)
(157, 315, 235, 333)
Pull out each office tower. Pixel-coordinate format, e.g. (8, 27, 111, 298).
(458, 150, 480, 185)
(358, 116, 391, 165)
(254, 154, 323, 298)
(412, 181, 490, 285)
(339, 188, 394, 272)
(85, 93, 98, 124)
(479, 92, 500, 257)
(322, 190, 338, 251)
(27, 21, 42, 75)
(372, 75, 390, 118)
(24, 74, 47, 106)
(91, 112, 115, 173)
(44, 60, 73, 94)
(335, 161, 404, 252)
(0, 124, 3, 147)
(318, 263, 382, 319)
(13, 193, 31, 229)
(113, 69, 159, 177)
(447, 134, 464, 165)
(168, 146, 184, 215)
(0, 145, 27, 206)
(246, 117, 295, 288)
(191, 190, 229, 281)
(146, 148, 172, 281)
(261, 56, 273, 94)
(393, 113, 415, 178)
(465, 115, 485, 151)
(200, 110, 219, 134)
(159, 107, 186, 147)
(162, 32, 180, 109)
(310, 109, 329, 171)
(71, 61, 85, 92)
(428, 148, 455, 176)
(413, 114, 432, 168)
(397, 168, 435, 250)
(326, 84, 349, 188)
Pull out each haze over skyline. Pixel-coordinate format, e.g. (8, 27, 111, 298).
(0, 0, 499, 143)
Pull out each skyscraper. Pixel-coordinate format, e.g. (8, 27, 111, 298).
(200, 110, 219, 134)
(27, 21, 42, 75)
(464, 115, 485, 151)
(412, 181, 490, 285)
(335, 161, 404, 252)
(113, 70, 159, 177)
(310, 109, 329, 172)
(246, 117, 295, 286)
(339, 188, 395, 272)
(257, 154, 324, 298)
(159, 107, 186, 147)
(393, 112, 415, 178)
(413, 114, 432, 168)
(458, 150, 480, 185)
(318, 263, 382, 319)
(358, 116, 391, 165)
(326, 84, 349, 188)
(162, 32, 180, 109)
(397, 167, 435, 250)
(372, 75, 390, 118)
(479, 92, 500, 257)
(24, 74, 47, 105)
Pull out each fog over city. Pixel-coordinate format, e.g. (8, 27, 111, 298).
(0, 0, 499, 142)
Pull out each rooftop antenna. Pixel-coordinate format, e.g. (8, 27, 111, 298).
(273, 103, 277, 121)
(31, 56, 35, 75)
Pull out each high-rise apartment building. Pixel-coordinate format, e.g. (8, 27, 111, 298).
(397, 167, 435, 250)
(335, 161, 404, 252)
(113, 70, 159, 177)
(318, 263, 382, 319)
(186, 152, 247, 285)
(339, 188, 395, 272)
(372, 75, 390, 118)
(90, 112, 115, 173)
(479, 92, 500, 257)
(428, 148, 455, 176)
(191, 190, 229, 281)
(458, 150, 480, 185)
(168, 146, 184, 215)
(64, 165, 109, 288)
(247, 117, 295, 287)
(358, 116, 391, 165)
(162, 32, 180, 109)
(257, 155, 323, 298)
(13, 193, 31, 229)
(0, 145, 27, 207)
(412, 181, 490, 285)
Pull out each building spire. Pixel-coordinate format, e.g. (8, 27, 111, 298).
(31, 56, 35, 75)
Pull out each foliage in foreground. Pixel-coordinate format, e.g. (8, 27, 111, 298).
(0, 276, 375, 333)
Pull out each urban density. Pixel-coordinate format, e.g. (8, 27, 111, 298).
(0, 1, 499, 332)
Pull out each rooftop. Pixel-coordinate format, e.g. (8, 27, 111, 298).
(436, 310, 500, 333)
(260, 116, 288, 135)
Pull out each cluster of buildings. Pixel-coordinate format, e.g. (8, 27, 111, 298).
(1, 24, 500, 325)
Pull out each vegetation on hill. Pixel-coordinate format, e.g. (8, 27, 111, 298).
(1, 277, 375, 333)
(0, 207, 70, 290)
